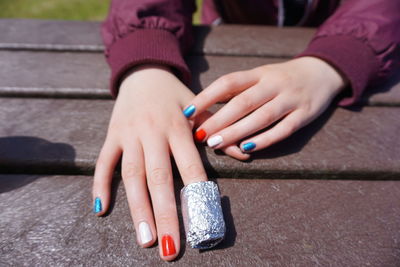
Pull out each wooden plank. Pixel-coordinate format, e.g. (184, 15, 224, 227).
(1, 175, 399, 266)
(0, 19, 103, 52)
(0, 19, 313, 57)
(192, 24, 314, 57)
(0, 50, 399, 105)
(187, 55, 400, 106)
(0, 51, 109, 98)
(0, 98, 399, 178)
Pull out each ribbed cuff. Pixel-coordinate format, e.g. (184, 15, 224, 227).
(297, 35, 380, 106)
(106, 29, 191, 98)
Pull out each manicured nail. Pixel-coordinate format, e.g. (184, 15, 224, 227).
(183, 105, 196, 118)
(93, 197, 102, 214)
(207, 135, 223, 148)
(139, 221, 153, 245)
(242, 142, 256, 152)
(194, 129, 207, 142)
(162, 235, 176, 256)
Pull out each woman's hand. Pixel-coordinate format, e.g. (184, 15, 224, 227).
(92, 65, 208, 261)
(183, 57, 347, 160)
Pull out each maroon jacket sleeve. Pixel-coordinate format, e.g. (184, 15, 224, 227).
(101, 0, 195, 97)
(298, 0, 400, 106)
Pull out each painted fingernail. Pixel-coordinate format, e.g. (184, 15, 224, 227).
(242, 142, 256, 152)
(93, 197, 102, 214)
(207, 135, 223, 148)
(194, 129, 207, 142)
(162, 235, 176, 256)
(183, 105, 196, 118)
(139, 221, 153, 245)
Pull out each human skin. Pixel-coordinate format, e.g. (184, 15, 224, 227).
(185, 56, 347, 158)
(92, 56, 346, 261)
(91, 64, 240, 261)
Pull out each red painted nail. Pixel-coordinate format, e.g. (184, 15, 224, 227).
(162, 235, 176, 256)
(194, 129, 207, 142)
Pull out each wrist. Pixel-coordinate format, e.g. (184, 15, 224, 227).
(297, 56, 349, 95)
(121, 64, 172, 82)
(119, 64, 175, 93)
(118, 63, 194, 103)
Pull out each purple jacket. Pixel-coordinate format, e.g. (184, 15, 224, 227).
(101, 0, 400, 106)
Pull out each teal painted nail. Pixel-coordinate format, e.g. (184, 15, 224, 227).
(93, 197, 102, 213)
(242, 142, 256, 152)
(183, 105, 196, 118)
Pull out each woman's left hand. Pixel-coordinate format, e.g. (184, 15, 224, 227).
(182, 57, 347, 160)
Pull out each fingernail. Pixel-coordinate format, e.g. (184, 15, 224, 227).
(162, 235, 176, 256)
(207, 135, 223, 148)
(242, 142, 256, 152)
(93, 197, 102, 214)
(139, 221, 153, 245)
(183, 105, 196, 118)
(194, 129, 207, 142)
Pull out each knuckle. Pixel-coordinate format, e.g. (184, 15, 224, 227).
(171, 118, 189, 131)
(255, 65, 270, 74)
(218, 129, 232, 143)
(149, 167, 171, 185)
(141, 113, 158, 130)
(156, 214, 175, 227)
(108, 120, 120, 133)
(234, 94, 255, 111)
(284, 123, 296, 135)
(95, 151, 110, 170)
(276, 72, 293, 87)
(130, 205, 148, 217)
(218, 74, 236, 88)
(181, 163, 206, 181)
(260, 137, 272, 148)
(302, 102, 314, 114)
(122, 162, 144, 180)
(259, 107, 274, 123)
(288, 118, 302, 133)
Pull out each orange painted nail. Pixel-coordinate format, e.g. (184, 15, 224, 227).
(194, 129, 207, 142)
(162, 235, 176, 256)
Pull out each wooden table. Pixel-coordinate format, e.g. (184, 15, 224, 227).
(1, 19, 399, 266)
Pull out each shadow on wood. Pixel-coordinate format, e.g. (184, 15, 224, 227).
(0, 136, 76, 192)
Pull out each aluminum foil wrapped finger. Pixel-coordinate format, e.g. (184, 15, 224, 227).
(180, 181, 226, 249)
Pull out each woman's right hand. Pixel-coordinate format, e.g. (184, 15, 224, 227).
(92, 65, 208, 261)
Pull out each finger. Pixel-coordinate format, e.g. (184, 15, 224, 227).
(240, 109, 306, 152)
(182, 70, 259, 118)
(93, 137, 122, 216)
(169, 119, 208, 185)
(142, 135, 179, 261)
(187, 110, 213, 131)
(192, 111, 213, 142)
(194, 83, 276, 143)
(121, 141, 156, 247)
(193, 110, 213, 128)
(221, 144, 251, 161)
(206, 95, 293, 150)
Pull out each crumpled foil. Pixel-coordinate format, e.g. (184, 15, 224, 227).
(180, 181, 226, 249)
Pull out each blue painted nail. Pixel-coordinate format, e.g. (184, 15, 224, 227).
(93, 197, 102, 214)
(183, 105, 196, 118)
(242, 142, 256, 152)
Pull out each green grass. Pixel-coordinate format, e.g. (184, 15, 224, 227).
(0, 0, 203, 23)
(0, 0, 110, 21)
(194, 0, 202, 24)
